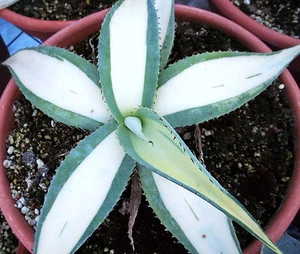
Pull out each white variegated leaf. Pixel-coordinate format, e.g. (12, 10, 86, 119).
(34, 121, 135, 254)
(3, 46, 111, 130)
(154, 0, 175, 69)
(0, 0, 18, 9)
(139, 166, 242, 254)
(98, 0, 160, 121)
(154, 45, 300, 127)
(118, 107, 281, 254)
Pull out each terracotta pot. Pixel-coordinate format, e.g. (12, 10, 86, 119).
(209, 0, 300, 73)
(0, 5, 300, 253)
(0, 9, 74, 41)
(16, 242, 30, 254)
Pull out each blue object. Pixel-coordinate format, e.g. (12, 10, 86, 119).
(288, 223, 300, 241)
(0, 18, 41, 56)
(175, 0, 210, 10)
(262, 230, 300, 253)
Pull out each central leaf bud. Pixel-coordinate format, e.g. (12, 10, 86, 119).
(124, 116, 150, 143)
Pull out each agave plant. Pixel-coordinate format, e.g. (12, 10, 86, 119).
(3, 0, 300, 253)
(0, 0, 18, 9)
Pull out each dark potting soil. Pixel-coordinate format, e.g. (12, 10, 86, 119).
(0, 213, 18, 253)
(8, 0, 116, 20)
(3, 21, 296, 253)
(231, 0, 300, 39)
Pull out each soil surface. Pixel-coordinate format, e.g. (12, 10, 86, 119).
(3, 21, 296, 253)
(0, 213, 18, 253)
(9, 0, 116, 20)
(231, 0, 300, 38)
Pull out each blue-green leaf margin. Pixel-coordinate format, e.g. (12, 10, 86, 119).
(158, 51, 293, 127)
(98, 0, 120, 120)
(34, 120, 136, 253)
(6, 46, 103, 130)
(159, 0, 175, 70)
(143, 0, 160, 108)
(138, 165, 242, 254)
(98, 0, 160, 121)
(138, 165, 199, 254)
(118, 107, 280, 253)
(72, 155, 134, 253)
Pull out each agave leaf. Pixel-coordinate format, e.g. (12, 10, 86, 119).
(0, 0, 18, 9)
(98, 0, 160, 122)
(139, 165, 242, 254)
(118, 107, 281, 254)
(153, 45, 300, 127)
(34, 121, 135, 254)
(3, 46, 111, 130)
(154, 0, 175, 70)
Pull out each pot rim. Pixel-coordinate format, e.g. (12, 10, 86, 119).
(0, 9, 74, 41)
(0, 9, 74, 32)
(0, 5, 299, 253)
(209, 0, 300, 49)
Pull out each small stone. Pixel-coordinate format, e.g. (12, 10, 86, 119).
(25, 214, 31, 221)
(36, 159, 45, 168)
(183, 132, 192, 140)
(25, 178, 33, 188)
(21, 206, 30, 215)
(27, 219, 36, 227)
(7, 146, 15, 155)
(39, 183, 47, 191)
(35, 215, 40, 223)
(204, 130, 212, 136)
(245, 163, 254, 172)
(34, 209, 40, 215)
(7, 135, 14, 145)
(278, 83, 285, 90)
(51, 120, 56, 127)
(252, 126, 258, 134)
(22, 151, 36, 169)
(16, 201, 23, 209)
(281, 176, 290, 183)
(18, 197, 26, 205)
(44, 135, 51, 140)
(32, 109, 38, 117)
(10, 189, 18, 198)
(103, 247, 109, 252)
(3, 160, 12, 169)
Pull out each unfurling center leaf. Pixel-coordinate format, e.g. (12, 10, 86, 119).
(124, 116, 151, 143)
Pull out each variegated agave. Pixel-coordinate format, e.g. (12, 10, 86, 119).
(3, 0, 300, 253)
